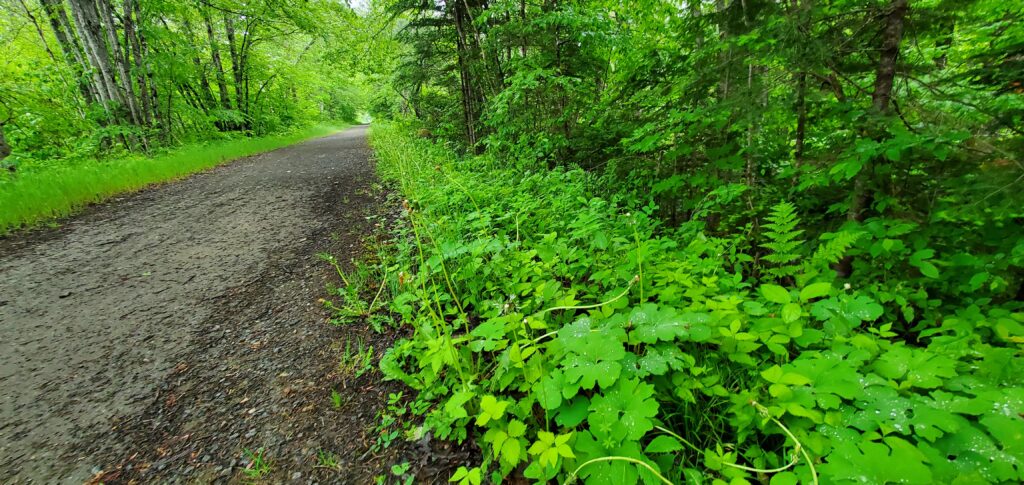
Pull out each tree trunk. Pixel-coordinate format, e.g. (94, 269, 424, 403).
(39, 0, 98, 105)
(202, 9, 232, 115)
(68, 0, 122, 120)
(224, 15, 246, 121)
(183, 19, 217, 116)
(19, 0, 57, 61)
(96, 0, 143, 129)
(124, 0, 152, 127)
(452, 2, 478, 145)
(794, 72, 807, 166)
(0, 123, 11, 164)
(837, 0, 909, 277)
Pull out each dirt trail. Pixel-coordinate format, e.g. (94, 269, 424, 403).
(0, 126, 469, 484)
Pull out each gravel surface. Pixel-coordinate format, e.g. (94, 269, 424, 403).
(0, 126, 473, 484)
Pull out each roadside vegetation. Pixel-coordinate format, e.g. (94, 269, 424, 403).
(0, 124, 344, 233)
(351, 0, 1024, 483)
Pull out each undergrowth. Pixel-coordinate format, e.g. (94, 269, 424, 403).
(367, 122, 1024, 484)
(0, 124, 346, 235)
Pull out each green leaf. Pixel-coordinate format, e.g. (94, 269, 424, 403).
(781, 302, 802, 323)
(799, 282, 831, 301)
(559, 320, 626, 390)
(769, 472, 798, 485)
(534, 369, 566, 410)
(761, 284, 791, 304)
(761, 365, 784, 383)
(646, 435, 684, 453)
(507, 420, 527, 438)
(628, 303, 686, 343)
(528, 431, 574, 468)
(476, 395, 510, 426)
(917, 261, 939, 278)
(589, 378, 659, 440)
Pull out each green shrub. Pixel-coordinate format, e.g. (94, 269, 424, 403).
(370, 122, 1024, 485)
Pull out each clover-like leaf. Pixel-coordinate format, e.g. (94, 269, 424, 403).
(476, 395, 510, 426)
(589, 378, 659, 440)
(559, 320, 626, 390)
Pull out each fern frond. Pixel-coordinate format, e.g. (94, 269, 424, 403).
(812, 230, 863, 266)
(761, 201, 805, 279)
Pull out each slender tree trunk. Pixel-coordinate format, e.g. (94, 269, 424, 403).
(519, 0, 527, 57)
(690, 0, 703, 49)
(934, 17, 954, 69)
(124, 0, 152, 127)
(183, 19, 217, 119)
(0, 123, 11, 164)
(838, 0, 909, 277)
(224, 14, 243, 114)
(40, 0, 98, 105)
(716, 0, 732, 100)
(96, 0, 143, 130)
(794, 72, 807, 167)
(452, 3, 477, 145)
(202, 10, 232, 115)
(68, 0, 122, 120)
(19, 0, 57, 61)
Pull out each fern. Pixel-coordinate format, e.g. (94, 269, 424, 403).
(812, 230, 863, 267)
(761, 201, 805, 279)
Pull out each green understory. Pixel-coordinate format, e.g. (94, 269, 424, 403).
(365, 122, 1023, 485)
(0, 124, 346, 235)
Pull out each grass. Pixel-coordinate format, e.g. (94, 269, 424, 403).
(241, 447, 271, 481)
(0, 123, 347, 235)
(315, 449, 342, 471)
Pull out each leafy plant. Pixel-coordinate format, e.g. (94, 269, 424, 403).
(241, 447, 271, 481)
(390, 461, 414, 485)
(338, 338, 374, 379)
(315, 449, 341, 471)
(366, 122, 1024, 485)
(330, 390, 344, 409)
(760, 201, 805, 281)
(319, 255, 390, 324)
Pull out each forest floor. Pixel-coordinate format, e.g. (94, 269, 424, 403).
(0, 126, 471, 484)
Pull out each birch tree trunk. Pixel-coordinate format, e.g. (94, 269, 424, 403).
(67, 0, 122, 118)
(224, 15, 244, 114)
(41, 0, 98, 105)
(124, 0, 153, 127)
(96, 0, 143, 128)
(202, 9, 232, 115)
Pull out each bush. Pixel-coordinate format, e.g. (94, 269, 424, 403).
(370, 121, 1024, 485)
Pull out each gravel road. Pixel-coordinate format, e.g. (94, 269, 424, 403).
(0, 126, 470, 483)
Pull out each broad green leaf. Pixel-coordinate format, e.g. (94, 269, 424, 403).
(761, 284, 791, 304)
(799, 282, 831, 301)
(646, 435, 684, 453)
(782, 302, 802, 323)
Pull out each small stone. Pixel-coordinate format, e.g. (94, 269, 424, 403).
(292, 472, 302, 480)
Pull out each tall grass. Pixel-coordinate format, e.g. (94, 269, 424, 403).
(0, 124, 346, 235)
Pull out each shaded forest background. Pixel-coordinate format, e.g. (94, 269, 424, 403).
(0, 0, 389, 174)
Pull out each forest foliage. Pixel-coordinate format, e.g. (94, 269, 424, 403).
(0, 0, 373, 174)
(360, 0, 1024, 483)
